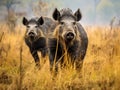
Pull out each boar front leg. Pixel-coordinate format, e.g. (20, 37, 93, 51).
(30, 49, 40, 68)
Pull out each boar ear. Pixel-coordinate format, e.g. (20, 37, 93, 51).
(53, 8, 60, 21)
(38, 16, 44, 25)
(22, 17, 28, 26)
(74, 9, 82, 21)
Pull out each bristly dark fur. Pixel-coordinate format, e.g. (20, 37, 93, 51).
(25, 37, 47, 57)
(23, 17, 56, 68)
(49, 8, 88, 72)
(59, 8, 76, 20)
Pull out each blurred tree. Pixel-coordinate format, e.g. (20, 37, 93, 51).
(32, 0, 55, 17)
(96, 0, 116, 24)
(110, 17, 116, 30)
(94, 0, 101, 24)
(0, 0, 21, 33)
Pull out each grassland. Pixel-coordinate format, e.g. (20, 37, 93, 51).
(0, 24, 120, 90)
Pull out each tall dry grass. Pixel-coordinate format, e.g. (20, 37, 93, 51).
(0, 24, 120, 90)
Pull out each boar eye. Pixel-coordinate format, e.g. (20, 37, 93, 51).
(73, 22, 76, 25)
(27, 26, 30, 28)
(60, 22, 64, 25)
(35, 26, 38, 28)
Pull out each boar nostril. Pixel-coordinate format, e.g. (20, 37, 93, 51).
(66, 32, 74, 37)
(66, 32, 74, 40)
(28, 32, 35, 36)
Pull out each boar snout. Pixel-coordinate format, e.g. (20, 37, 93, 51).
(65, 32, 75, 41)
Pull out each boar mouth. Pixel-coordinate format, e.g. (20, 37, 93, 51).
(28, 32, 35, 40)
(29, 36, 35, 40)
